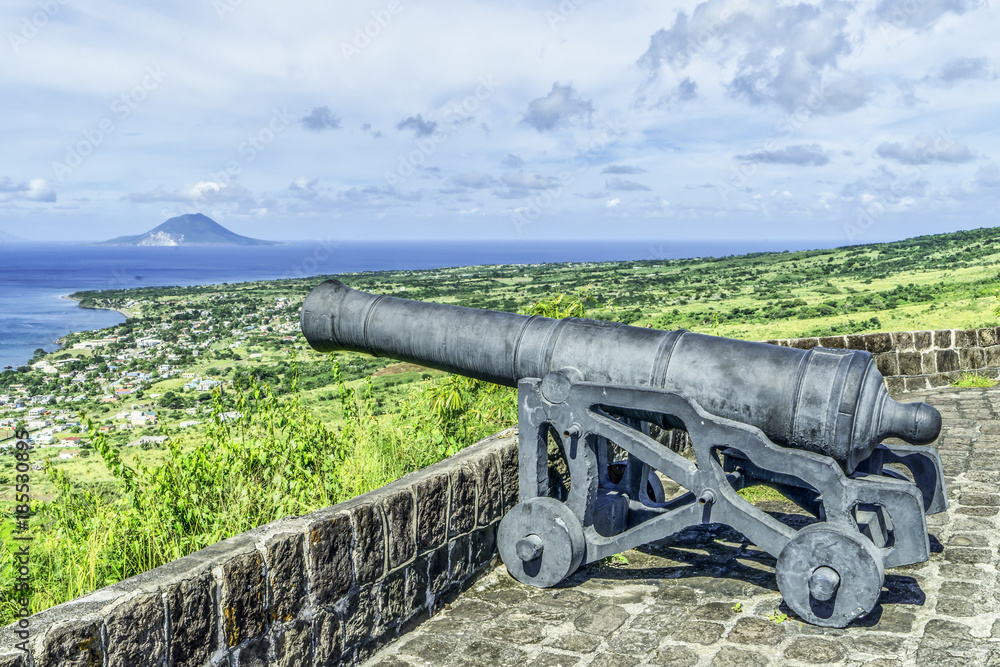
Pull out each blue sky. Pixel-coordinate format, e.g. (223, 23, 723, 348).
(0, 0, 997, 243)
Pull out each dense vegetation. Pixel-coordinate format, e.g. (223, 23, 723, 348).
(0, 363, 516, 623)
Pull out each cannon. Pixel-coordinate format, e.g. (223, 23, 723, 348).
(301, 280, 947, 627)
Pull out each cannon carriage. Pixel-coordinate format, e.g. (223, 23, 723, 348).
(301, 280, 946, 627)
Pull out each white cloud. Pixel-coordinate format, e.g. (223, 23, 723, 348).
(521, 83, 594, 132)
(301, 107, 341, 132)
(735, 144, 830, 166)
(875, 134, 976, 164)
(0, 177, 56, 203)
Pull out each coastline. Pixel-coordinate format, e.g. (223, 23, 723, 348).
(59, 293, 134, 319)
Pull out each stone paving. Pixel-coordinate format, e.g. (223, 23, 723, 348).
(362, 387, 1000, 667)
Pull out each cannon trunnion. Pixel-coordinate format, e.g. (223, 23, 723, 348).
(301, 280, 947, 628)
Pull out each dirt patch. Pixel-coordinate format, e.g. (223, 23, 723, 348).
(372, 362, 434, 377)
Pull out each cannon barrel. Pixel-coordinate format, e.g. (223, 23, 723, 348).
(301, 280, 940, 473)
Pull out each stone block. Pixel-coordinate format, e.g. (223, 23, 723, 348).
(40, 619, 103, 667)
(937, 349, 960, 373)
(921, 351, 937, 375)
(875, 352, 898, 377)
(985, 345, 1000, 368)
(166, 571, 216, 667)
(761, 339, 779, 346)
(448, 534, 471, 584)
(415, 474, 448, 554)
(866, 332, 893, 354)
(963, 329, 981, 347)
(980, 327, 998, 347)
(312, 609, 343, 667)
(960, 347, 984, 370)
(726, 616, 785, 645)
(350, 502, 385, 585)
(380, 568, 408, 630)
(469, 525, 497, 570)
(904, 376, 928, 392)
(789, 337, 820, 350)
(711, 647, 768, 667)
(575, 604, 630, 636)
(818, 336, 847, 349)
(846, 334, 866, 350)
(783, 637, 846, 663)
(426, 547, 449, 594)
(474, 453, 502, 527)
(104, 593, 166, 667)
(382, 489, 416, 569)
(929, 373, 951, 388)
(891, 331, 915, 351)
(449, 464, 476, 538)
(933, 329, 953, 348)
(266, 532, 306, 624)
(499, 441, 519, 513)
(898, 351, 922, 376)
(308, 511, 354, 607)
(235, 637, 268, 667)
(404, 559, 428, 614)
(913, 330, 933, 350)
(272, 619, 313, 667)
(220, 549, 266, 647)
(885, 376, 905, 394)
(342, 585, 378, 647)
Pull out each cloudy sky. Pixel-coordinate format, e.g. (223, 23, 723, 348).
(0, 0, 997, 243)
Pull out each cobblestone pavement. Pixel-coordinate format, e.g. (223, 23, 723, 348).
(363, 387, 1000, 667)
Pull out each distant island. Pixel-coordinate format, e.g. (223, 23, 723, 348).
(100, 213, 277, 246)
(0, 230, 23, 243)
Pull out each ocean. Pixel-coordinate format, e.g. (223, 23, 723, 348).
(0, 239, 843, 369)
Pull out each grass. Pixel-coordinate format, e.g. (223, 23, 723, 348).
(952, 372, 998, 388)
(736, 484, 787, 504)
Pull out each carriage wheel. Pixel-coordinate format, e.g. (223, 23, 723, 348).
(775, 523, 885, 627)
(498, 497, 586, 588)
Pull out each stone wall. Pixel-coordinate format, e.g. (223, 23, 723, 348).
(763, 325, 1000, 393)
(0, 429, 519, 667)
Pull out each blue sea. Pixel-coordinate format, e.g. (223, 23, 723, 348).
(0, 239, 844, 369)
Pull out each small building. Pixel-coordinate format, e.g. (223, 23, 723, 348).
(58, 449, 80, 459)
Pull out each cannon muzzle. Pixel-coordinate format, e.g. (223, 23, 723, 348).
(301, 279, 940, 473)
